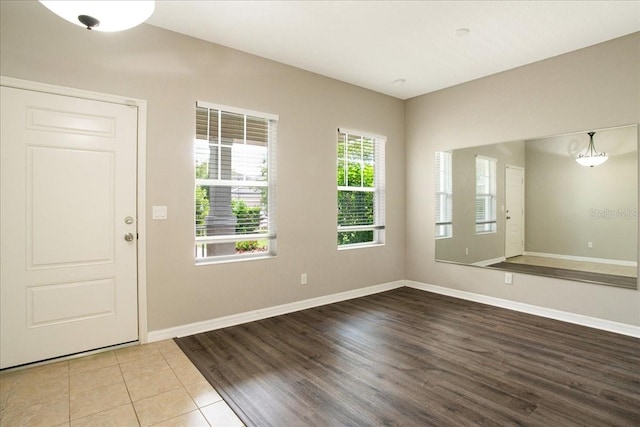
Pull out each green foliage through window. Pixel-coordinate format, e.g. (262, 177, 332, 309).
(231, 199, 262, 235)
(230, 199, 266, 252)
(195, 162, 210, 237)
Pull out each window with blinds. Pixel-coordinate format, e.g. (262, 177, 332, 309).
(475, 155, 497, 233)
(195, 101, 278, 262)
(337, 129, 385, 247)
(435, 151, 453, 238)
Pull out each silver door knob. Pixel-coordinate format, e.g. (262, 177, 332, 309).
(124, 233, 135, 242)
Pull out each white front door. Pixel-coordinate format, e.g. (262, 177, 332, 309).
(1, 86, 139, 368)
(505, 165, 525, 259)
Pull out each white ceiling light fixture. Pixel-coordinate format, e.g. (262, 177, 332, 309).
(576, 131, 608, 167)
(39, 1, 155, 32)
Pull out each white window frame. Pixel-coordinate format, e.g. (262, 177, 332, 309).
(194, 101, 278, 263)
(475, 155, 497, 234)
(435, 151, 453, 239)
(337, 128, 386, 248)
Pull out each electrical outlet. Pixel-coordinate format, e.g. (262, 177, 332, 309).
(301, 273, 308, 285)
(465, 248, 469, 256)
(505, 273, 513, 285)
(588, 241, 593, 249)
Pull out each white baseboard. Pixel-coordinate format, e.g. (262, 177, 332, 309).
(148, 279, 639, 342)
(147, 280, 405, 342)
(524, 251, 637, 267)
(405, 280, 640, 338)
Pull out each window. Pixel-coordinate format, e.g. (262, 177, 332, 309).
(337, 129, 385, 247)
(194, 101, 277, 262)
(475, 155, 497, 233)
(435, 151, 453, 238)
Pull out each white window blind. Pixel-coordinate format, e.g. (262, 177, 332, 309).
(475, 155, 497, 233)
(195, 101, 277, 261)
(337, 129, 385, 247)
(435, 151, 453, 238)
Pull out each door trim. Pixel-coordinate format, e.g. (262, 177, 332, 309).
(0, 76, 149, 344)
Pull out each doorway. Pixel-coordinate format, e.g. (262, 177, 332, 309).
(505, 165, 525, 259)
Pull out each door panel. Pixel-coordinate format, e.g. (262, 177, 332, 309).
(29, 146, 114, 267)
(505, 166, 525, 259)
(28, 106, 116, 136)
(28, 279, 115, 327)
(1, 86, 138, 368)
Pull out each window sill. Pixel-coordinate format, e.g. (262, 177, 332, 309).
(338, 243, 385, 251)
(196, 253, 276, 266)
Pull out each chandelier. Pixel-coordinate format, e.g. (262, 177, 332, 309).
(576, 131, 608, 167)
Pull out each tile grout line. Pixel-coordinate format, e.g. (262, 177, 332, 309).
(68, 360, 71, 425)
(159, 343, 211, 426)
(118, 352, 143, 427)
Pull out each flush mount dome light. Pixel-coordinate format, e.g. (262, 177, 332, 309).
(39, 1, 155, 32)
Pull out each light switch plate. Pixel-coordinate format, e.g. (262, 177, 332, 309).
(152, 205, 167, 220)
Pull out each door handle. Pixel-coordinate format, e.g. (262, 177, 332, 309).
(124, 233, 135, 242)
(506, 216, 511, 220)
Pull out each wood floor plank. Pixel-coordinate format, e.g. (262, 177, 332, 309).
(175, 288, 640, 426)
(488, 262, 637, 289)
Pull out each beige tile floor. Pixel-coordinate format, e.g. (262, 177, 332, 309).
(0, 340, 244, 427)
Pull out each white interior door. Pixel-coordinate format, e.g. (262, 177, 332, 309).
(505, 165, 525, 259)
(1, 86, 139, 368)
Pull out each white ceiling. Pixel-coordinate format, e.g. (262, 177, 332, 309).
(147, 1, 640, 100)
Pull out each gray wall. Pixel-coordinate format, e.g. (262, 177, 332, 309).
(436, 141, 525, 264)
(525, 127, 638, 262)
(406, 32, 640, 326)
(0, 1, 405, 332)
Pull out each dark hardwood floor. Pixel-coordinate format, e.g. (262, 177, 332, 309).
(175, 287, 640, 426)
(488, 262, 637, 289)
